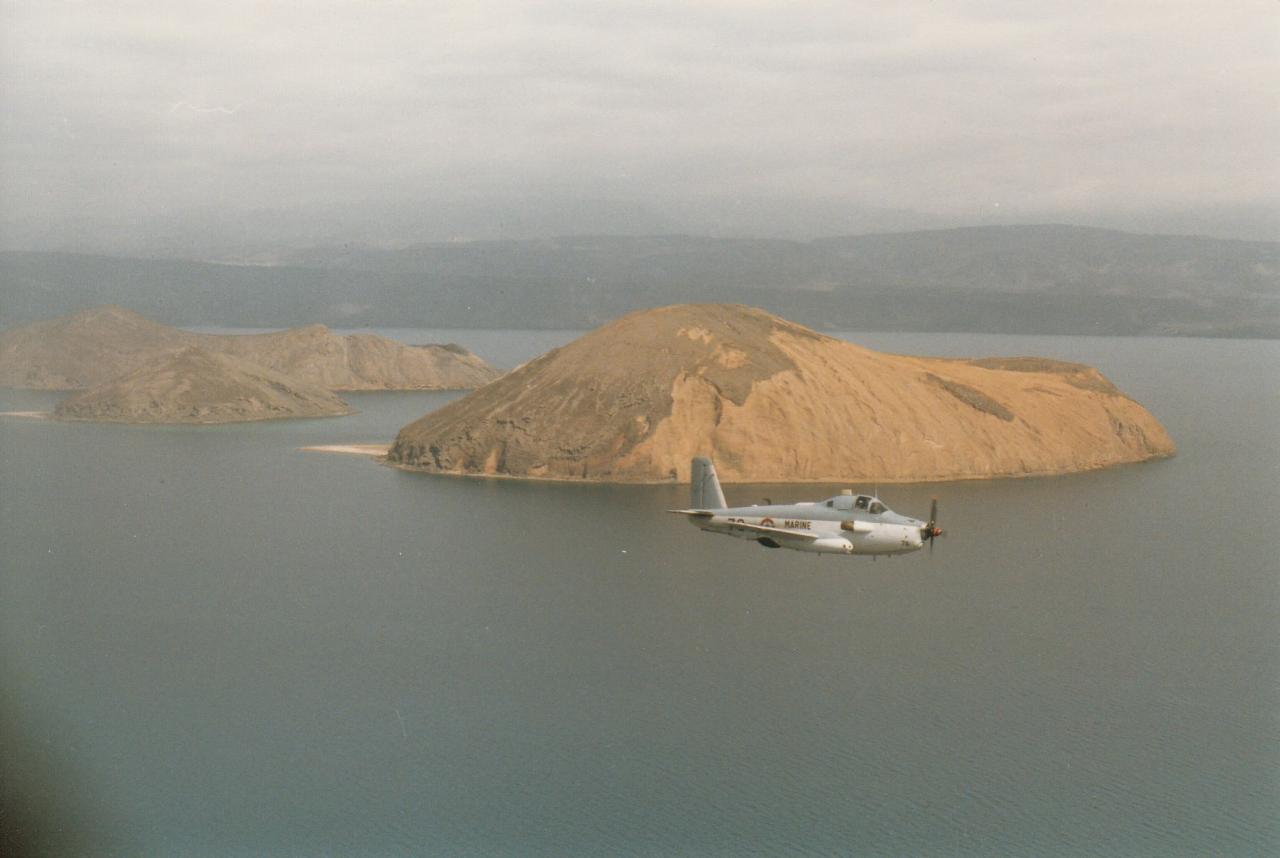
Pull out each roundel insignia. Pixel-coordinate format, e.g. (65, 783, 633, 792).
(760, 517, 775, 527)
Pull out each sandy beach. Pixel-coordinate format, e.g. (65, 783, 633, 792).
(0, 411, 51, 419)
(300, 443, 390, 457)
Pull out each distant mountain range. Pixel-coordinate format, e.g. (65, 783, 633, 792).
(2, 225, 1276, 337)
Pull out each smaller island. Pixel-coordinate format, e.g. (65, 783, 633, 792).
(0, 305, 506, 425)
(54, 347, 354, 424)
(0, 306, 503, 391)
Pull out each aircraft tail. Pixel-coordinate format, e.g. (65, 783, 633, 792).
(690, 456, 727, 510)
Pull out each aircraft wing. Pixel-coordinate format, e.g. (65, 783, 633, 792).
(725, 521, 822, 541)
(668, 509, 823, 542)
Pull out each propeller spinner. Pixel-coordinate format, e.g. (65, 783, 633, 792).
(921, 498, 944, 551)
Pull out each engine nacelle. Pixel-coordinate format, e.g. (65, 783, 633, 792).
(798, 536, 855, 555)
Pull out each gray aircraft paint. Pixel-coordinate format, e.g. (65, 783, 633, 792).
(673, 456, 940, 556)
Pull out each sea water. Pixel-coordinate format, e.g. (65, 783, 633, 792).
(2, 332, 1276, 856)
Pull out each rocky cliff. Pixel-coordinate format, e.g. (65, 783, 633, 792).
(54, 347, 353, 424)
(388, 304, 1175, 483)
(0, 306, 502, 390)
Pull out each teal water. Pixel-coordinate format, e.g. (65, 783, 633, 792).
(2, 332, 1277, 856)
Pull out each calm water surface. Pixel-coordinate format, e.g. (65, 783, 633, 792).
(2, 331, 1277, 856)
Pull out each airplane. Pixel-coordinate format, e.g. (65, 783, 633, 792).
(669, 457, 944, 556)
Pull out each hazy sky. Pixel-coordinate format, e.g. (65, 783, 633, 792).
(2, 0, 1277, 251)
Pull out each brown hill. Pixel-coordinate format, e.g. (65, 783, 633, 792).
(388, 304, 1175, 483)
(0, 306, 502, 390)
(209, 325, 500, 390)
(0, 306, 191, 388)
(54, 346, 353, 424)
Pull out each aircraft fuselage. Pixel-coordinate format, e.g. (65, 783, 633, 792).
(691, 501, 927, 555)
(674, 457, 941, 557)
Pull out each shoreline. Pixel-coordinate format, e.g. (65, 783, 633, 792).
(381, 450, 1175, 485)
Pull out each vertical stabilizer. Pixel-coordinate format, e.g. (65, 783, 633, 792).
(690, 456, 727, 510)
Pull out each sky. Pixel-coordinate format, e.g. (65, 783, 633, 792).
(1, 0, 1277, 254)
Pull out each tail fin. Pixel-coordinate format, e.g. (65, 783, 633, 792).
(690, 456, 727, 509)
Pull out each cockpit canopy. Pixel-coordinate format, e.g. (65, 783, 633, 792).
(825, 494, 887, 515)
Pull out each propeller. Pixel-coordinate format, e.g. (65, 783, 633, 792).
(921, 498, 944, 552)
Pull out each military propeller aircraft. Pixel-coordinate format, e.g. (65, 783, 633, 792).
(670, 457, 944, 556)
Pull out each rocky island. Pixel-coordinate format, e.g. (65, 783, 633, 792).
(54, 346, 354, 424)
(388, 303, 1175, 483)
(0, 306, 502, 391)
(210, 325, 500, 391)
